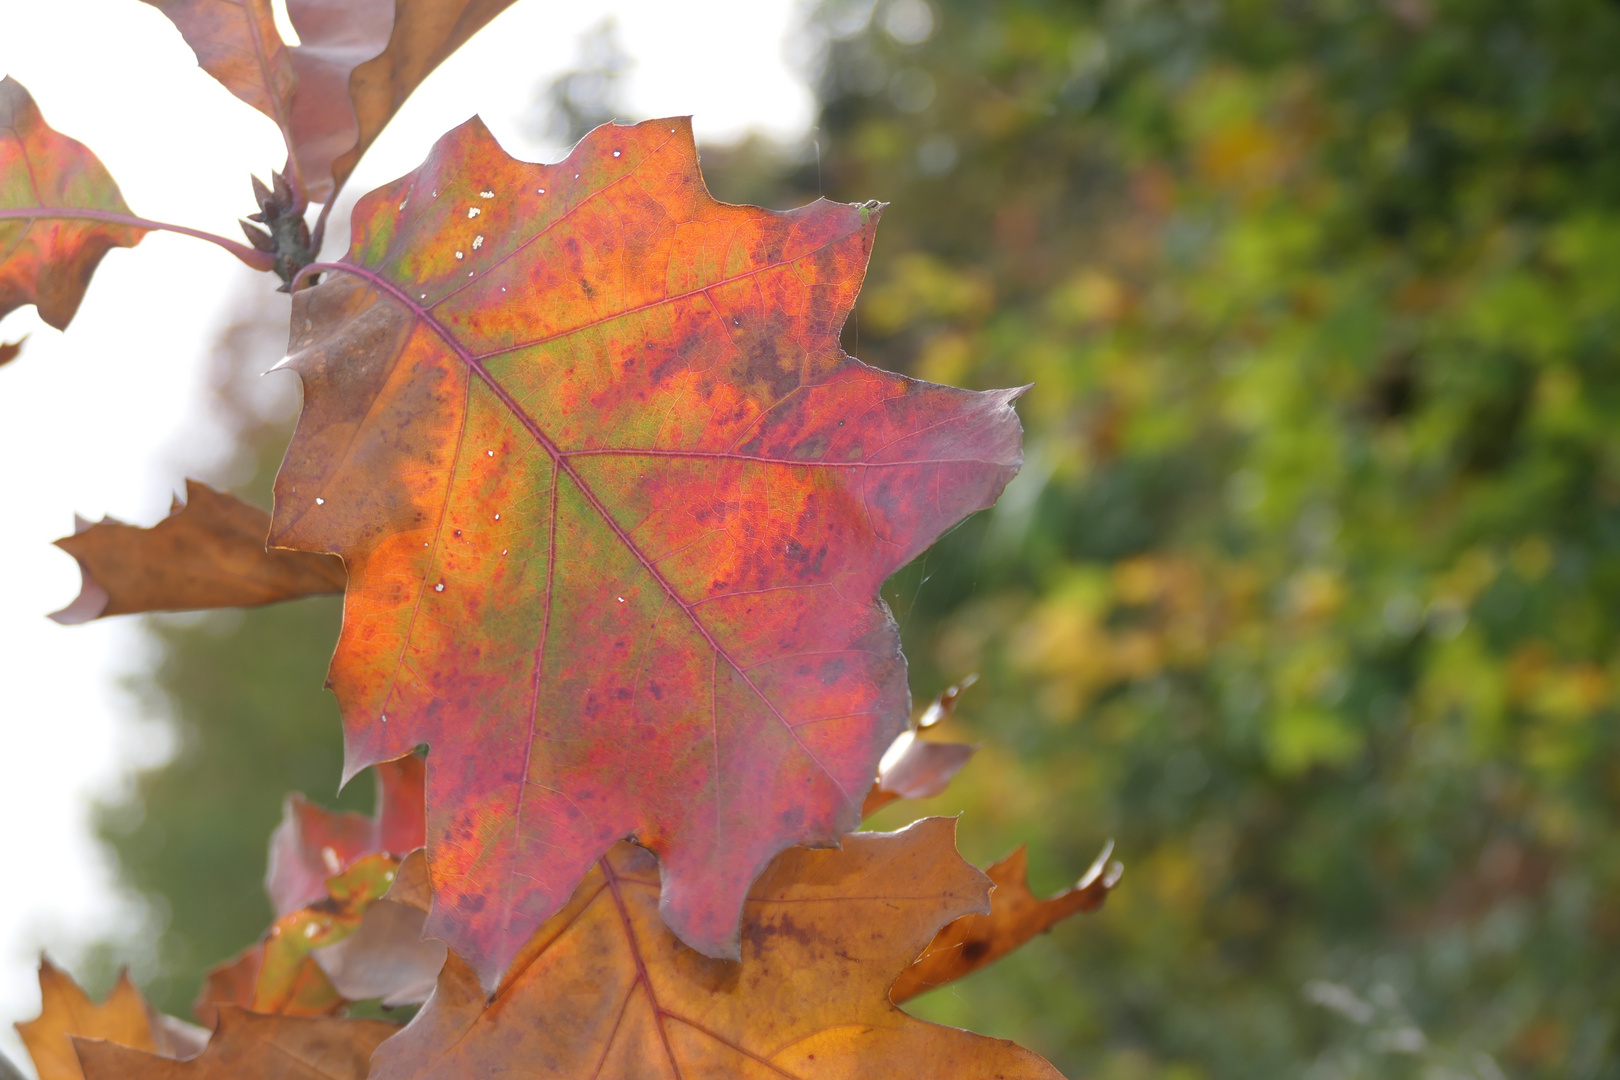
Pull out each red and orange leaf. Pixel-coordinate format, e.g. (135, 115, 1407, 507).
(267, 754, 425, 918)
(891, 842, 1124, 1004)
(269, 116, 1023, 987)
(17, 960, 203, 1080)
(368, 819, 1060, 1080)
(76, 1007, 396, 1080)
(0, 77, 145, 330)
(49, 481, 345, 626)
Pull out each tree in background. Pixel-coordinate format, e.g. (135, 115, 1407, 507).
(94, 1, 1620, 1077)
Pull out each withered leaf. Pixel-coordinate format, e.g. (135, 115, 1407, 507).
(16, 960, 203, 1080)
(270, 116, 1023, 988)
(368, 819, 1061, 1080)
(75, 1007, 396, 1080)
(891, 842, 1123, 1004)
(861, 680, 977, 817)
(49, 480, 344, 625)
(0, 336, 25, 368)
(0, 77, 145, 330)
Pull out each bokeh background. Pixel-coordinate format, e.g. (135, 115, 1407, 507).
(7, 1, 1620, 1078)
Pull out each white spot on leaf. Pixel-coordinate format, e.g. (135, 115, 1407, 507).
(455, 251, 464, 260)
(473, 235, 484, 250)
(480, 190, 494, 198)
(434, 582, 445, 592)
(315, 497, 324, 505)
(468, 207, 480, 218)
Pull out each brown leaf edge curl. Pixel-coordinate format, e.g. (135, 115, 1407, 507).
(15, 959, 205, 1080)
(0, 336, 25, 368)
(891, 839, 1125, 1004)
(369, 819, 1062, 1080)
(50, 480, 344, 624)
(75, 1008, 396, 1080)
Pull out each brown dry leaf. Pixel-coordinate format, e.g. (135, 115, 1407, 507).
(50, 480, 344, 624)
(75, 1007, 396, 1080)
(16, 959, 202, 1080)
(891, 842, 1123, 1004)
(0, 336, 24, 367)
(368, 819, 1061, 1079)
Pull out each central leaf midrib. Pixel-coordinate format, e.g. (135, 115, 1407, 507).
(328, 263, 852, 802)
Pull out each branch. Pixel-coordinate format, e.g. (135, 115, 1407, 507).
(0, 207, 276, 272)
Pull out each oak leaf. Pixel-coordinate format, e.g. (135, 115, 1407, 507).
(368, 818, 1061, 1080)
(16, 959, 205, 1080)
(75, 1007, 396, 1080)
(0, 77, 145, 330)
(0, 336, 24, 368)
(891, 842, 1123, 1003)
(49, 481, 344, 626)
(269, 116, 1023, 988)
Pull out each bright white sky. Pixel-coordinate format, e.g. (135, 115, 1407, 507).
(0, 0, 815, 1067)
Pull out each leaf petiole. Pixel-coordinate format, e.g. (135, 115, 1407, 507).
(0, 207, 276, 272)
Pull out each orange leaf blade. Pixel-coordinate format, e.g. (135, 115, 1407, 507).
(76, 1008, 396, 1080)
(270, 117, 1024, 988)
(890, 843, 1124, 1003)
(369, 820, 1061, 1080)
(0, 78, 145, 331)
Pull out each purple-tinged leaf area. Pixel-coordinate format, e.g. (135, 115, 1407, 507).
(268, 116, 1024, 989)
(0, 77, 145, 330)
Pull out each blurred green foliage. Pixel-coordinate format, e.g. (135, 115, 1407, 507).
(97, 1, 1620, 1076)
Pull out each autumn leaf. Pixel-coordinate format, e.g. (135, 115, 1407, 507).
(16, 959, 205, 1080)
(76, 1007, 396, 1080)
(49, 481, 344, 625)
(196, 755, 429, 1025)
(367, 818, 1061, 1079)
(891, 841, 1123, 1004)
(0, 336, 25, 368)
(267, 754, 424, 918)
(0, 77, 145, 331)
(194, 941, 342, 1029)
(269, 115, 1023, 988)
